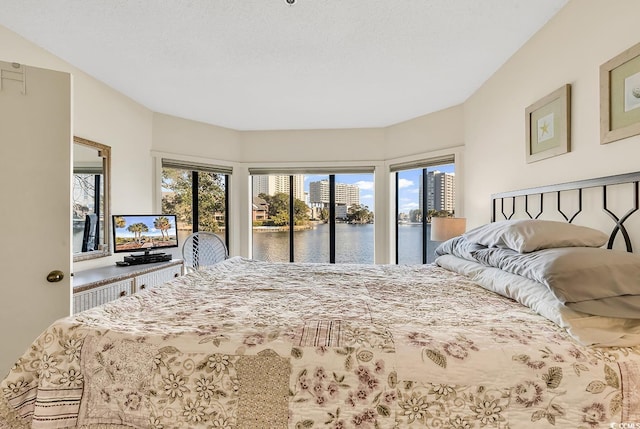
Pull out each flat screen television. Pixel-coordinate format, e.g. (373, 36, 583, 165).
(112, 214, 179, 255)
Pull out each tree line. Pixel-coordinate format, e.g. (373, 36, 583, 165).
(161, 168, 374, 230)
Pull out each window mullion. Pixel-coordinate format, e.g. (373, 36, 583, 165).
(192, 171, 199, 232)
(395, 172, 399, 264)
(422, 168, 428, 264)
(224, 174, 229, 252)
(289, 175, 294, 262)
(329, 175, 336, 263)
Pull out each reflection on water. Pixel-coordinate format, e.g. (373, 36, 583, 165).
(398, 223, 441, 264)
(253, 223, 441, 264)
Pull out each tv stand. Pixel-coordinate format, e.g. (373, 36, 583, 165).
(73, 260, 183, 313)
(123, 252, 172, 265)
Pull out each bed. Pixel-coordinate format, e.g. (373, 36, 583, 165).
(2, 172, 640, 428)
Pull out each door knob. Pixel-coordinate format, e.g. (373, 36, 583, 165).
(46, 270, 65, 283)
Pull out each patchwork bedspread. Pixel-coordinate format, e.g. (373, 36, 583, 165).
(1, 257, 639, 428)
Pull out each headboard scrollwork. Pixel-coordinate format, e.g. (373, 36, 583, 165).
(491, 172, 640, 252)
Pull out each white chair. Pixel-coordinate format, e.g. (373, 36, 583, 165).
(181, 232, 228, 272)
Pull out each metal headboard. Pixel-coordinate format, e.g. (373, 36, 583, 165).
(491, 171, 640, 252)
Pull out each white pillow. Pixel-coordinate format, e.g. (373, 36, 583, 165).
(471, 246, 640, 319)
(463, 219, 608, 253)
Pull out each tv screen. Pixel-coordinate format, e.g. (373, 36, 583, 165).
(112, 214, 179, 254)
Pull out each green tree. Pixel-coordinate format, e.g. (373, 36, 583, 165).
(271, 211, 289, 226)
(260, 193, 289, 219)
(319, 208, 329, 222)
(347, 204, 374, 224)
(409, 209, 422, 223)
(162, 168, 226, 232)
(428, 209, 454, 222)
(259, 192, 310, 226)
(293, 198, 310, 225)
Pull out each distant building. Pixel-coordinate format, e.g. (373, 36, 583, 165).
(252, 196, 269, 221)
(309, 180, 360, 220)
(252, 175, 305, 201)
(419, 171, 456, 213)
(309, 180, 360, 207)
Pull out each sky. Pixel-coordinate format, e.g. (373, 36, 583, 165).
(303, 163, 455, 214)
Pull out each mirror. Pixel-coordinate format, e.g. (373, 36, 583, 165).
(73, 137, 111, 261)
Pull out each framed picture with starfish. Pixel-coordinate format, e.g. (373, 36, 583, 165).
(525, 84, 571, 163)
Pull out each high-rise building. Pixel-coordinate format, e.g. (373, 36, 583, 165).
(309, 180, 360, 207)
(252, 175, 305, 201)
(419, 171, 456, 213)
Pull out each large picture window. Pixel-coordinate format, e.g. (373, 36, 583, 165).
(161, 160, 230, 251)
(394, 158, 456, 264)
(250, 169, 374, 263)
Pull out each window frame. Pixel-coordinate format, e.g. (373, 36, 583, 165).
(391, 155, 457, 265)
(249, 168, 375, 263)
(160, 158, 231, 253)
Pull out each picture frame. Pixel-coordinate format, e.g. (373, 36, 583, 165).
(525, 84, 571, 163)
(600, 42, 640, 144)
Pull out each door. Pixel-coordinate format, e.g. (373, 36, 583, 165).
(0, 61, 71, 375)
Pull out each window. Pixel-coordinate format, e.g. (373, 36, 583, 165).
(394, 159, 456, 264)
(250, 169, 374, 263)
(161, 160, 230, 251)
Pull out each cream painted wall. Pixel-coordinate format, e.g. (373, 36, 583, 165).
(464, 0, 640, 229)
(385, 105, 464, 159)
(0, 24, 156, 271)
(152, 113, 240, 161)
(239, 128, 387, 163)
(152, 104, 464, 165)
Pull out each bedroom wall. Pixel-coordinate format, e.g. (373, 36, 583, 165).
(239, 128, 387, 162)
(153, 104, 464, 165)
(464, 0, 640, 233)
(385, 105, 464, 160)
(0, 24, 156, 270)
(152, 113, 241, 161)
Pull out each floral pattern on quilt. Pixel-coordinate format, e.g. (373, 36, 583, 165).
(1, 257, 640, 428)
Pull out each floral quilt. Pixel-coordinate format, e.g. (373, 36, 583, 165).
(1, 257, 639, 428)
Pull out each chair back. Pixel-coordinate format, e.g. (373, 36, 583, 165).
(181, 232, 228, 271)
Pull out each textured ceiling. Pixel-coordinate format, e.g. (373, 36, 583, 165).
(0, 0, 567, 131)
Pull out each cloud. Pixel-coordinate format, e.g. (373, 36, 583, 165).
(355, 180, 374, 190)
(401, 202, 420, 212)
(398, 179, 414, 189)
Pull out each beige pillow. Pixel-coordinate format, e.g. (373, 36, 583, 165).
(463, 219, 608, 253)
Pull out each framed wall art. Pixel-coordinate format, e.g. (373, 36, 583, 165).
(525, 84, 571, 163)
(601, 42, 640, 144)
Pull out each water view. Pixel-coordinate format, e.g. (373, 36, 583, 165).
(75, 222, 441, 264)
(252, 223, 441, 264)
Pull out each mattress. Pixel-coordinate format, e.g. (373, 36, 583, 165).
(1, 257, 639, 428)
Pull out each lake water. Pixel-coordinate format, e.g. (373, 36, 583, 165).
(252, 223, 441, 264)
(75, 222, 441, 264)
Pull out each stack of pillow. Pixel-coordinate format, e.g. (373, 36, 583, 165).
(435, 219, 640, 320)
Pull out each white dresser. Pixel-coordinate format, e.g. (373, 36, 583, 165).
(72, 260, 183, 313)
